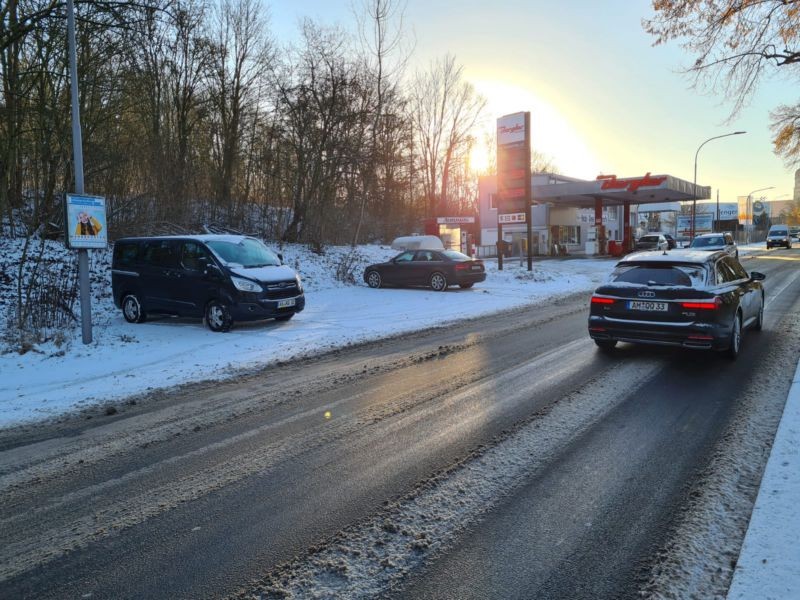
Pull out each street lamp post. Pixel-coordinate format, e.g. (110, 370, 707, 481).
(692, 131, 746, 239)
(746, 186, 775, 244)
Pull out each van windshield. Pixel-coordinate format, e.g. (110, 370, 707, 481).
(206, 238, 281, 268)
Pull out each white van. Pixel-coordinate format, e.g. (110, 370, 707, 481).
(766, 225, 791, 249)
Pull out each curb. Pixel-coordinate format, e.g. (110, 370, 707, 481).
(726, 358, 800, 599)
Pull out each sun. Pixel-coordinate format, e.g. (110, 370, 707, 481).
(468, 139, 491, 175)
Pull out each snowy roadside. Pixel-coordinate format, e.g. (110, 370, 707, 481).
(726, 358, 800, 600)
(0, 238, 615, 428)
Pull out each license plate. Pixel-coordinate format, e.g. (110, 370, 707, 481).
(277, 298, 296, 308)
(628, 301, 668, 312)
(471, 265, 482, 271)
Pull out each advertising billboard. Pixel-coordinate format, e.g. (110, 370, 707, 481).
(65, 194, 107, 249)
(677, 214, 713, 236)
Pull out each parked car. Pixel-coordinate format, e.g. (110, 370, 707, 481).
(112, 235, 305, 332)
(588, 250, 765, 359)
(766, 225, 792, 249)
(790, 226, 800, 242)
(364, 249, 486, 291)
(688, 232, 738, 258)
(634, 234, 669, 251)
(661, 233, 678, 250)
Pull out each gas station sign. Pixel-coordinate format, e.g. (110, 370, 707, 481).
(496, 111, 533, 270)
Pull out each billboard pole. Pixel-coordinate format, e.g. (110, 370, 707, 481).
(525, 112, 533, 271)
(68, 0, 92, 344)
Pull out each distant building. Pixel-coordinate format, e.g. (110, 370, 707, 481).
(795, 168, 800, 201)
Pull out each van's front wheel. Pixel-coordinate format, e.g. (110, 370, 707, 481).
(122, 294, 146, 324)
(205, 300, 232, 332)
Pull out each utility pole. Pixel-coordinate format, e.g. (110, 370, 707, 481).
(68, 0, 92, 344)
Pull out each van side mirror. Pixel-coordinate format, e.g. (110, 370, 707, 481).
(750, 271, 766, 281)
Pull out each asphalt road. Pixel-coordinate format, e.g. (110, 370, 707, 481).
(1, 249, 798, 599)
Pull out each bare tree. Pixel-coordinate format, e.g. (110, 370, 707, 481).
(207, 0, 273, 219)
(350, 0, 409, 246)
(410, 54, 486, 217)
(644, 0, 800, 165)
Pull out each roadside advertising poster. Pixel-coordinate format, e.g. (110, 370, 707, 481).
(677, 214, 713, 236)
(65, 194, 108, 249)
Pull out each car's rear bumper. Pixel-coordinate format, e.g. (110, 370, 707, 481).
(588, 315, 731, 350)
(454, 272, 486, 284)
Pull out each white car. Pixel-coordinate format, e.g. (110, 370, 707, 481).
(688, 232, 738, 258)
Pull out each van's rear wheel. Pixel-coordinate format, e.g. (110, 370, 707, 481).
(205, 300, 232, 332)
(122, 294, 146, 324)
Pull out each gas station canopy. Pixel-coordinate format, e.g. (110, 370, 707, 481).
(532, 173, 709, 208)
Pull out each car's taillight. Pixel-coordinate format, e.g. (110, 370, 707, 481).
(591, 296, 615, 305)
(455, 263, 470, 271)
(681, 298, 722, 310)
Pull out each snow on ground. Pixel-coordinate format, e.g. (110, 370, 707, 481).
(727, 360, 800, 600)
(0, 237, 614, 428)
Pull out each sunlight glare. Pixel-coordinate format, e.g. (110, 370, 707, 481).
(469, 78, 602, 178)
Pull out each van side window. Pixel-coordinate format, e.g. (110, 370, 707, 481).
(143, 241, 178, 268)
(180, 242, 211, 271)
(114, 243, 139, 267)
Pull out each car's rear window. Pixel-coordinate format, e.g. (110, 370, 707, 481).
(442, 250, 470, 261)
(609, 264, 707, 288)
(690, 236, 724, 247)
(639, 235, 659, 243)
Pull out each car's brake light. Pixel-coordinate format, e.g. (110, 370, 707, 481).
(591, 296, 616, 305)
(455, 262, 471, 271)
(681, 298, 722, 310)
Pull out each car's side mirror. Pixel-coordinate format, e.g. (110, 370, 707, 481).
(750, 271, 766, 281)
(204, 261, 221, 277)
(277, 253, 283, 263)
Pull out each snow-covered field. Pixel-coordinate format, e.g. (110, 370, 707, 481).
(0, 238, 615, 428)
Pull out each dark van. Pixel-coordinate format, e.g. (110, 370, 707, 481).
(111, 235, 305, 332)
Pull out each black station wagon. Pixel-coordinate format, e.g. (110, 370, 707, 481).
(588, 250, 765, 358)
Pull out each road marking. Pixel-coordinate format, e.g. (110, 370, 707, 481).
(765, 268, 800, 309)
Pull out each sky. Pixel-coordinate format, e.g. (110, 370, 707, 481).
(269, 0, 797, 204)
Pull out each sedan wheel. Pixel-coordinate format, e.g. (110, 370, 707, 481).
(430, 271, 448, 292)
(122, 294, 146, 324)
(366, 270, 382, 289)
(205, 300, 232, 332)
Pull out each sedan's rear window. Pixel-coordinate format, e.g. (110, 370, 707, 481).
(442, 250, 470, 261)
(638, 235, 659, 243)
(609, 264, 707, 288)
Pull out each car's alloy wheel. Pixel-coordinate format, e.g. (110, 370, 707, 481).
(205, 300, 232, 332)
(754, 296, 764, 331)
(430, 272, 448, 292)
(726, 314, 742, 359)
(366, 270, 382, 289)
(122, 294, 146, 324)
